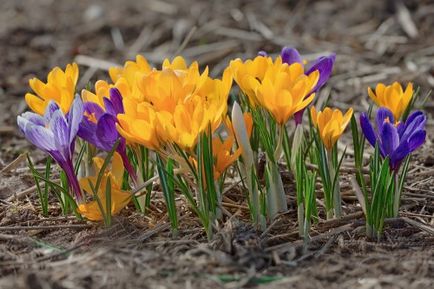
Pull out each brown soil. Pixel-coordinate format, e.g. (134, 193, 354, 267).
(1, 0, 433, 288)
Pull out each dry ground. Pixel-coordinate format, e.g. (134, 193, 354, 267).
(0, 0, 434, 288)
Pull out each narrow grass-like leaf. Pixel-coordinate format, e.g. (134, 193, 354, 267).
(104, 178, 112, 226)
(156, 155, 178, 234)
(27, 154, 45, 215)
(74, 143, 86, 176)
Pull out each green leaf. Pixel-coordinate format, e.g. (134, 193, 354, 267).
(156, 155, 178, 234)
(104, 178, 112, 226)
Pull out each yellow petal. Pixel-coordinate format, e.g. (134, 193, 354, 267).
(25, 93, 46, 115)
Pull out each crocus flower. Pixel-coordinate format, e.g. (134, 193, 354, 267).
(310, 106, 353, 151)
(78, 87, 136, 180)
(280, 47, 335, 124)
(78, 152, 131, 221)
(231, 56, 319, 125)
(368, 82, 413, 121)
(360, 107, 426, 170)
(25, 63, 79, 115)
(109, 55, 152, 89)
(17, 97, 83, 200)
(117, 60, 232, 151)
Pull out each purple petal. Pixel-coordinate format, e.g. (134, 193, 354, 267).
(84, 102, 105, 120)
(405, 110, 424, 124)
(280, 47, 302, 65)
(400, 111, 426, 142)
(258, 51, 268, 57)
(21, 120, 57, 152)
(389, 141, 410, 170)
(50, 110, 70, 160)
(68, 97, 84, 144)
(18, 112, 45, 127)
(380, 121, 399, 156)
(408, 130, 426, 152)
(109, 88, 124, 114)
(103, 97, 116, 116)
(78, 118, 103, 148)
(96, 114, 119, 149)
(294, 109, 304, 125)
(360, 113, 377, 148)
(376, 108, 394, 131)
(396, 121, 406, 137)
(306, 53, 336, 92)
(44, 101, 60, 122)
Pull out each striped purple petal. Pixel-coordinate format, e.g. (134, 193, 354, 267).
(19, 112, 45, 127)
(44, 101, 60, 122)
(50, 110, 70, 160)
(67, 96, 84, 145)
(21, 120, 57, 152)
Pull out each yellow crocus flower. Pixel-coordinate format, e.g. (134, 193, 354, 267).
(116, 98, 160, 150)
(78, 152, 131, 221)
(117, 59, 232, 151)
(25, 63, 79, 115)
(368, 82, 413, 121)
(108, 55, 153, 101)
(230, 56, 319, 125)
(310, 106, 353, 151)
(109, 55, 152, 85)
(230, 55, 272, 105)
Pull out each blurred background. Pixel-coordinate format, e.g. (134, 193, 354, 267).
(1, 0, 433, 158)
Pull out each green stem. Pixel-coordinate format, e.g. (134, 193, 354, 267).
(327, 149, 341, 218)
(392, 173, 399, 217)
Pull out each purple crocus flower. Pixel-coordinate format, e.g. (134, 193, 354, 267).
(281, 47, 336, 125)
(17, 97, 84, 201)
(78, 88, 136, 181)
(360, 107, 426, 171)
